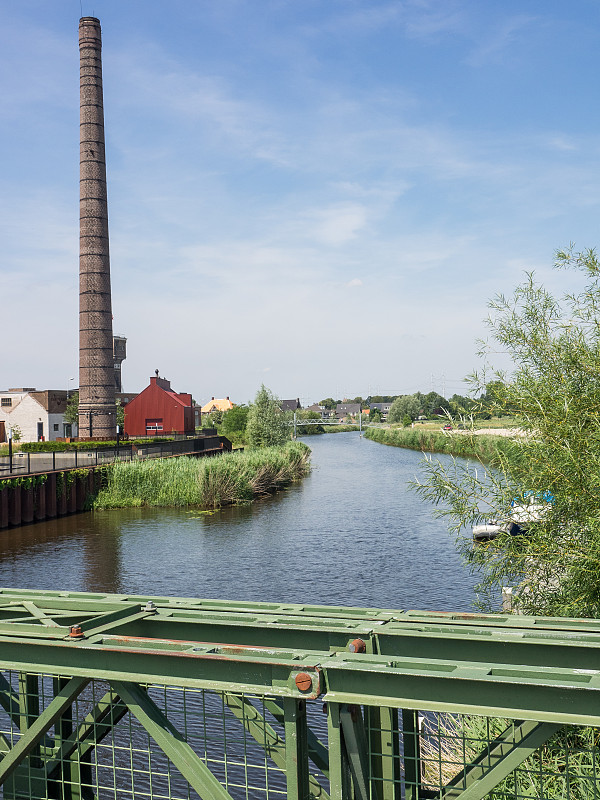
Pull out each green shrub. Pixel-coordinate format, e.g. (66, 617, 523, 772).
(20, 438, 175, 453)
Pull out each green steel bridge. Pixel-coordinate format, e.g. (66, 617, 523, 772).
(0, 588, 599, 799)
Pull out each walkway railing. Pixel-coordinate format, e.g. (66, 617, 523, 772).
(0, 588, 598, 799)
(0, 431, 225, 477)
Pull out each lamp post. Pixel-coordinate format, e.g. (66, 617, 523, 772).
(7, 425, 12, 475)
(66, 377, 75, 439)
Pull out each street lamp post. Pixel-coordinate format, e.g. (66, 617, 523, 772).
(7, 426, 12, 475)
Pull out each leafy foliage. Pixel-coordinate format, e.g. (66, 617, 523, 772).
(8, 425, 22, 442)
(414, 247, 600, 616)
(246, 385, 289, 448)
(318, 397, 338, 410)
(220, 405, 249, 437)
(65, 391, 79, 425)
(388, 394, 422, 423)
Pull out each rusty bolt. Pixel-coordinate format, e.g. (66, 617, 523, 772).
(348, 638, 366, 653)
(294, 672, 313, 692)
(69, 625, 84, 639)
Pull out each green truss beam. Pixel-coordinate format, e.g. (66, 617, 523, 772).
(0, 589, 599, 800)
(111, 680, 235, 800)
(0, 677, 88, 785)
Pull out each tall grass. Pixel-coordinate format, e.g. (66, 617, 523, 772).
(364, 426, 512, 463)
(94, 442, 311, 510)
(421, 713, 599, 799)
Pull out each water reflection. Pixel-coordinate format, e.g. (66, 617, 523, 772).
(0, 434, 477, 611)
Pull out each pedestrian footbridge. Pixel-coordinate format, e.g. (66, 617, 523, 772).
(0, 588, 598, 799)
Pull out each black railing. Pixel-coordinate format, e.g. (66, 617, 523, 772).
(0, 432, 228, 478)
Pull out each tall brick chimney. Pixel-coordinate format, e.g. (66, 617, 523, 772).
(78, 17, 116, 439)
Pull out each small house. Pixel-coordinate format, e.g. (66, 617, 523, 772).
(124, 375, 195, 437)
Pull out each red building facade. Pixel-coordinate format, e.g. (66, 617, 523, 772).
(124, 376, 195, 437)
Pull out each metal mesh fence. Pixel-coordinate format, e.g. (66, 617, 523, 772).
(0, 670, 598, 800)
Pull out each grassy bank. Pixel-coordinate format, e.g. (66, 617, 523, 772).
(322, 424, 359, 433)
(93, 441, 311, 509)
(364, 426, 513, 462)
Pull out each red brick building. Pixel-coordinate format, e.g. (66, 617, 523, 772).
(124, 375, 195, 437)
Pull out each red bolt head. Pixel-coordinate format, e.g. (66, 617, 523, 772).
(69, 625, 84, 639)
(294, 672, 313, 692)
(349, 638, 366, 653)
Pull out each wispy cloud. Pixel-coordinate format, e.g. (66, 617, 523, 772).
(465, 14, 537, 67)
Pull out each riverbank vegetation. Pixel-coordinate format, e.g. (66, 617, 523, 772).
(93, 441, 311, 509)
(364, 426, 513, 462)
(415, 247, 600, 618)
(414, 249, 600, 799)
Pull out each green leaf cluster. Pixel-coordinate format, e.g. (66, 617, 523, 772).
(246, 385, 289, 448)
(414, 247, 600, 617)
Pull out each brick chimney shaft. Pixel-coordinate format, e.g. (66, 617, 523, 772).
(78, 17, 116, 438)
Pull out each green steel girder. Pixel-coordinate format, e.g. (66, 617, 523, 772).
(112, 680, 235, 800)
(2, 589, 600, 800)
(0, 677, 88, 785)
(265, 699, 330, 775)
(2, 588, 600, 674)
(221, 693, 328, 799)
(43, 689, 129, 780)
(0, 632, 598, 725)
(438, 719, 562, 800)
(339, 704, 371, 800)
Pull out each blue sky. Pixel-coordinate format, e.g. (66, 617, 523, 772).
(2, 1, 600, 405)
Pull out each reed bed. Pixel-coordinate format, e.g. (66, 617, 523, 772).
(364, 426, 512, 463)
(93, 442, 311, 509)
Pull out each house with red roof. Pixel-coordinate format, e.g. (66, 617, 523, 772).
(124, 374, 195, 437)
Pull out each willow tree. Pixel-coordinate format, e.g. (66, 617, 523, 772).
(415, 247, 600, 617)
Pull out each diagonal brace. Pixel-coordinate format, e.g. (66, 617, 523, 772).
(340, 705, 377, 800)
(440, 719, 563, 800)
(45, 689, 129, 779)
(0, 676, 88, 785)
(265, 698, 329, 775)
(223, 693, 328, 799)
(112, 680, 234, 800)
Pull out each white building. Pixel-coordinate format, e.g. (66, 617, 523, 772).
(0, 388, 77, 443)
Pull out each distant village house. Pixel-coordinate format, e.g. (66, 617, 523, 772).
(201, 397, 234, 415)
(280, 399, 301, 412)
(0, 388, 77, 443)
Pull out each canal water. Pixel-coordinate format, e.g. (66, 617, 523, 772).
(0, 433, 477, 612)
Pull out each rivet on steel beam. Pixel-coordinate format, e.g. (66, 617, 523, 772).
(142, 601, 157, 613)
(348, 638, 366, 653)
(294, 672, 313, 692)
(69, 625, 84, 639)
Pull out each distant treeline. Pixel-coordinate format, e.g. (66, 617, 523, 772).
(319, 381, 511, 422)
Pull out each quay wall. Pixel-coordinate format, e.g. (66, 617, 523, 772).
(0, 438, 231, 528)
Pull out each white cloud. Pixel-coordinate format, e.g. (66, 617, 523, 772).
(465, 14, 537, 67)
(302, 203, 369, 246)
